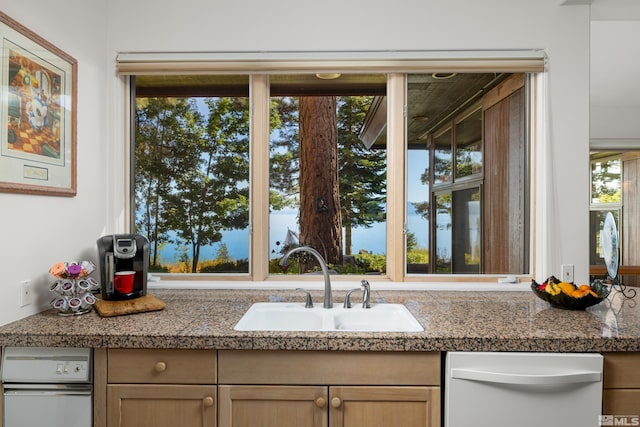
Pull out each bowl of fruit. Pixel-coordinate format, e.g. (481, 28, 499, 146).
(531, 276, 610, 310)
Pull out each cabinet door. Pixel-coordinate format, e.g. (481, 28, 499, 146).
(107, 384, 216, 427)
(329, 386, 440, 427)
(218, 385, 327, 427)
(603, 389, 640, 414)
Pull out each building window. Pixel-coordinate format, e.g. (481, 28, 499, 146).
(121, 51, 543, 282)
(589, 151, 640, 287)
(405, 73, 530, 275)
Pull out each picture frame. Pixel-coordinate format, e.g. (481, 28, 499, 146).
(0, 12, 76, 196)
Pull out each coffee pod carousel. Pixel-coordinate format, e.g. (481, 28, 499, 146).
(48, 261, 99, 316)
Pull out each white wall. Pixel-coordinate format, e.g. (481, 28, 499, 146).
(0, 1, 109, 325)
(590, 19, 640, 140)
(0, 0, 595, 325)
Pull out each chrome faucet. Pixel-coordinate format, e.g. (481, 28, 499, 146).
(344, 281, 372, 309)
(343, 288, 360, 308)
(361, 280, 371, 309)
(280, 246, 333, 308)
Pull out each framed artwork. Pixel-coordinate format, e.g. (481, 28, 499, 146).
(0, 12, 76, 196)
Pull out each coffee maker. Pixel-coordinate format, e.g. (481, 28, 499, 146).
(97, 234, 149, 300)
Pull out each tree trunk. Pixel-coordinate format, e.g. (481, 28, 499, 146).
(344, 193, 353, 255)
(299, 96, 343, 266)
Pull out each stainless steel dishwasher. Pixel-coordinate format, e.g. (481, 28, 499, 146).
(2, 347, 92, 427)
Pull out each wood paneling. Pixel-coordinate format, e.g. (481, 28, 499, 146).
(482, 85, 526, 274)
(623, 153, 640, 286)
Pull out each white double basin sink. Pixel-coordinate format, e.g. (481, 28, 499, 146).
(234, 302, 424, 332)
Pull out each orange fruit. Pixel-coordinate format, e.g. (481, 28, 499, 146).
(558, 282, 577, 295)
(570, 289, 588, 298)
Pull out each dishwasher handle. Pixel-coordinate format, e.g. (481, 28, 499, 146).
(450, 367, 602, 385)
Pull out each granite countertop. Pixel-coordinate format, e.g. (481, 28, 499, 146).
(0, 288, 639, 352)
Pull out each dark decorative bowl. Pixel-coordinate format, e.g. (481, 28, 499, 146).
(531, 277, 610, 310)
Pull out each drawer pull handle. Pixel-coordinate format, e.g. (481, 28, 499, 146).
(154, 361, 167, 372)
(315, 397, 326, 408)
(203, 396, 214, 407)
(331, 397, 342, 408)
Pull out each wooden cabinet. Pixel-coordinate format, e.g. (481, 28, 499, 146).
(219, 385, 327, 427)
(106, 349, 216, 427)
(603, 352, 640, 415)
(218, 351, 440, 427)
(330, 386, 437, 427)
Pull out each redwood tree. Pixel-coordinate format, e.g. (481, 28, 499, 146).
(298, 96, 343, 265)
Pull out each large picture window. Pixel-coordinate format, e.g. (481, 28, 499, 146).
(121, 51, 542, 282)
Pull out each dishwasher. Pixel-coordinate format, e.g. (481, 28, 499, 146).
(445, 352, 603, 427)
(2, 347, 92, 427)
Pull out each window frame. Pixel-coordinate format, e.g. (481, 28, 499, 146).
(122, 51, 543, 286)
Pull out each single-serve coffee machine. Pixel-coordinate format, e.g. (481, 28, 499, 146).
(97, 234, 149, 300)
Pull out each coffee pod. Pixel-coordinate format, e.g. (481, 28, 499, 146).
(68, 297, 82, 311)
(81, 260, 96, 275)
(60, 280, 75, 295)
(86, 277, 100, 291)
(51, 296, 69, 311)
(49, 280, 63, 294)
(77, 279, 92, 293)
(81, 294, 96, 309)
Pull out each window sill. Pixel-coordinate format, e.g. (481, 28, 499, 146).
(148, 279, 531, 292)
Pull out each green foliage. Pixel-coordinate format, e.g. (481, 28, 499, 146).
(199, 259, 249, 273)
(353, 252, 386, 273)
(135, 98, 196, 266)
(598, 189, 621, 204)
(407, 247, 429, 264)
(148, 264, 170, 273)
(269, 97, 300, 210)
(135, 96, 250, 273)
(591, 157, 621, 201)
(406, 231, 418, 252)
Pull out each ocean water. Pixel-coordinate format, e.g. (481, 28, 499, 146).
(157, 208, 392, 264)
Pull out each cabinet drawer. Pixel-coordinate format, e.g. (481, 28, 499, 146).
(604, 353, 640, 388)
(108, 349, 216, 384)
(219, 351, 440, 386)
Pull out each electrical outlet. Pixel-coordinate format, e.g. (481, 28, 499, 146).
(20, 280, 33, 307)
(561, 264, 574, 283)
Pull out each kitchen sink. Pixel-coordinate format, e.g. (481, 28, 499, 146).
(234, 302, 424, 332)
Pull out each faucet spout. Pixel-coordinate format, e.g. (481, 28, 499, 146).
(280, 246, 333, 308)
(361, 280, 371, 309)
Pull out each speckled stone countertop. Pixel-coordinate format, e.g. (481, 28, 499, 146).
(0, 288, 639, 352)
